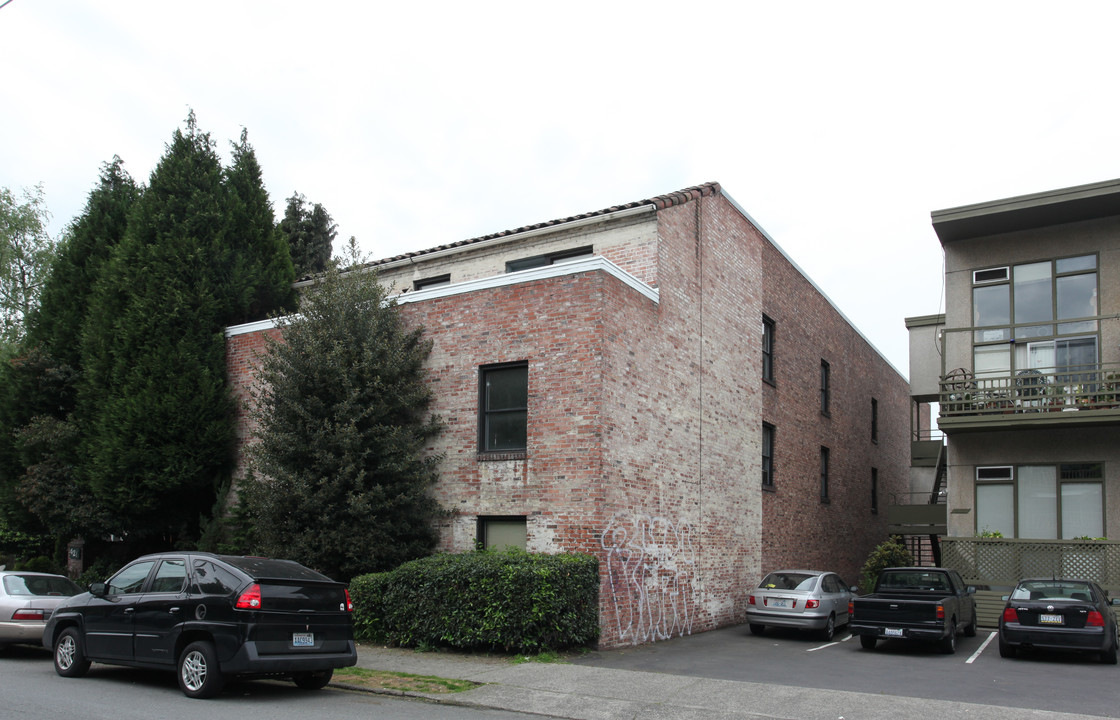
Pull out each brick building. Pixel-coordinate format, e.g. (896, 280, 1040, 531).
(226, 183, 910, 648)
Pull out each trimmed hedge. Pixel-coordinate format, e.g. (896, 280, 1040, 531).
(350, 549, 599, 653)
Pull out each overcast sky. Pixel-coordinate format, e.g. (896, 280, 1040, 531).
(4, 1, 1119, 375)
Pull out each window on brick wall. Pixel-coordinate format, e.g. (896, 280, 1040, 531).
(479, 362, 528, 453)
(413, 273, 451, 290)
(871, 467, 879, 513)
(820, 360, 831, 416)
(762, 423, 775, 488)
(506, 245, 593, 273)
(820, 447, 830, 503)
(762, 315, 775, 384)
(477, 516, 527, 550)
(871, 398, 878, 442)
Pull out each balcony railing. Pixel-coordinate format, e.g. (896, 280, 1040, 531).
(939, 362, 1120, 421)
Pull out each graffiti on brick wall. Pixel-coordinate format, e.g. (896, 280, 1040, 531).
(601, 512, 697, 644)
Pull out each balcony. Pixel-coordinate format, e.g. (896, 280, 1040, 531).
(938, 363, 1120, 433)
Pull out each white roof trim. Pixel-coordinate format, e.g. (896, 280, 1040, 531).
(226, 256, 658, 337)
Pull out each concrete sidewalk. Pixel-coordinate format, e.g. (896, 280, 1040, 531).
(344, 645, 1104, 720)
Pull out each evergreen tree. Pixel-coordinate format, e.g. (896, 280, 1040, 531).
(277, 193, 336, 277)
(222, 130, 296, 324)
(79, 113, 235, 547)
(244, 266, 443, 579)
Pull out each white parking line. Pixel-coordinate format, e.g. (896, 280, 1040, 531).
(966, 631, 997, 663)
(807, 634, 853, 652)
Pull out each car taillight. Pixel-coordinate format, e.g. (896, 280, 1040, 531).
(848, 601, 854, 618)
(1002, 607, 1018, 623)
(805, 599, 820, 609)
(1087, 610, 1105, 627)
(345, 589, 354, 612)
(235, 583, 262, 610)
(748, 595, 756, 605)
(936, 604, 945, 620)
(12, 608, 44, 621)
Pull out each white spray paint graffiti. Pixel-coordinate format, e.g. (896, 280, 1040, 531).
(601, 512, 697, 644)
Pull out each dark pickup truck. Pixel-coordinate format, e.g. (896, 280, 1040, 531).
(849, 567, 977, 654)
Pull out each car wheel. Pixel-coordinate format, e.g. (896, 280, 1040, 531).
(1101, 631, 1118, 665)
(748, 623, 765, 636)
(178, 640, 225, 699)
(940, 622, 957, 654)
(998, 634, 1016, 658)
(859, 634, 877, 650)
(54, 627, 91, 678)
(293, 669, 333, 690)
(819, 614, 836, 642)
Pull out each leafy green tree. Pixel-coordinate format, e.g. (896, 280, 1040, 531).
(222, 130, 296, 324)
(79, 113, 236, 547)
(277, 193, 336, 277)
(0, 184, 56, 360)
(244, 265, 443, 579)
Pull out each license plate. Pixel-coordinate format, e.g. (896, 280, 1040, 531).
(292, 632, 315, 647)
(768, 598, 790, 608)
(885, 628, 904, 637)
(1039, 614, 1063, 625)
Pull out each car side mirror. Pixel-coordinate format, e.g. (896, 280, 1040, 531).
(89, 582, 107, 597)
(966, 585, 976, 594)
(849, 585, 859, 593)
(1111, 598, 1120, 607)
(1001, 594, 1010, 602)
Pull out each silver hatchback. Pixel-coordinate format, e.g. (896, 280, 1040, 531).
(746, 569, 855, 641)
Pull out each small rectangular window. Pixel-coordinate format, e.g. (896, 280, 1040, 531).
(871, 398, 878, 442)
(871, 468, 879, 514)
(479, 362, 528, 453)
(506, 245, 593, 273)
(478, 516, 527, 550)
(974, 267, 1009, 284)
(820, 447, 830, 503)
(762, 423, 775, 488)
(414, 274, 451, 290)
(820, 361, 831, 416)
(762, 316, 775, 383)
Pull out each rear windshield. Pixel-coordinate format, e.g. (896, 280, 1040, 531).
(1011, 581, 1094, 602)
(3, 574, 82, 597)
(877, 571, 951, 592)
(759, 572, 817, 591)
(218, 556, 337, 583)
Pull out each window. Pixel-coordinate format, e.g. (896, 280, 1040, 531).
(193, 560, 240, 596)
(506, 245, 593, 273)
(761, 423, 775, 488)
(762, 316, 775, 383)
(150, 558, 187, 594)
(478, 516, 527, 550)
(975, 463, 1103, 538)
(871, 468, 879, 514)
(479, 362, 528, 453)
(870, 398, 878, 442)
(820, 447, 830, 503)
(820, 361, 831, 416)
(971, 255, 1099, 376)
(413, 273, 450, 290)
(108, 560, 156, 595)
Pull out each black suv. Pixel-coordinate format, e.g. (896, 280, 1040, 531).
(43, 552, 357, 698)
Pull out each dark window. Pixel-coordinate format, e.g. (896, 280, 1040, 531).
(871, 398, 878, 442)
(413, 273, 451, 290)
(108, 560, 156, 595)
(506, 245, 593, 273)
(192, 560, 241, 596)
(820, 360, 831, 416)
(150, 558, 187, 594)
(762, 423, 775, 488)
(762, 316, 775, 383)
(477, 516, 528, 550)
(480, 362, 528, 452)
(820, 447, 830, 502)
(871, 468, 879, 514)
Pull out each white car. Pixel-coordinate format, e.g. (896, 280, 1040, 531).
(0, 570, 82, 650)
(746, 569, 855, 641)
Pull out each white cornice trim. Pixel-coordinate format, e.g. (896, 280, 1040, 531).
(226, 256, 658, 337)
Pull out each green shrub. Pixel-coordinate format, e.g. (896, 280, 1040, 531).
(350, 549, 599, 653)
(858, 537, 912, 593)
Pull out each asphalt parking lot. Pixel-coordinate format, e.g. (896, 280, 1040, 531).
(573, 623, 1119, 717)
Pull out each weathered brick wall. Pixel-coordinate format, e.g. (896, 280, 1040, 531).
(758, 236, 910, 587)
(224, 188, 910, 648)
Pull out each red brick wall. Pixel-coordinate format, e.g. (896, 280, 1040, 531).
(224, 189, 909, 648)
